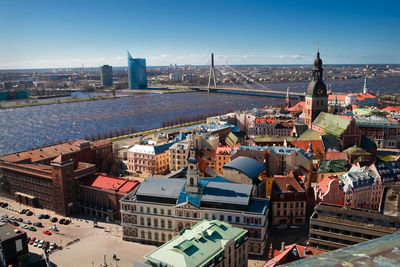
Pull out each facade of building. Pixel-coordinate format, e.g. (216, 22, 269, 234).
(169, 141, 190, 172)
(120, 149, 270, 256)
(355, 115, 400, 148)
(127, 143, 173, 175)
(271, 175, 307, 226)
(100, 65, 113, 86)
(339, 165, 383, 210)
(142, 220, 248, 267)
(215, 145, 231, 174)
(77, 174, 139, 221)
(309, 203, 400, 251)
(305, 51, 328, 128)
(128, 51, 147, 89)
(314, 176, 344, 206)
(0, 140, 113, 216)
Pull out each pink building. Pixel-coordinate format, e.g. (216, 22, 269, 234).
(314, 176, 344, 206)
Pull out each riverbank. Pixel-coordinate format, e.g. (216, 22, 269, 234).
(0, 95, 118, 109)
(109, 120, 205, 142)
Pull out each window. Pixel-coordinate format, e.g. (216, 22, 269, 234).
(161, 209, 164, 215)
(168, 220, 172, 228)
(154, 208, 157, 214)
(168, 210, 171, 216)
(147, 218, 151, 226)
(147, 207, 150, 213)
(148, 231, 152, 239)
(141, 231, 145, 238)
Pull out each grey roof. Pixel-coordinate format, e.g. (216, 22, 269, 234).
(321, 134, 341, 151)
(136, 177, 186, 199)
(223, 156, 266, 180)
(201, 181, 252, 206)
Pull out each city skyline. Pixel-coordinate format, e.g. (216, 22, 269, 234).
(1, 0, 399, 69)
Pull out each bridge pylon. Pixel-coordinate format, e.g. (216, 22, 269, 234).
(207, 53, 217, 93)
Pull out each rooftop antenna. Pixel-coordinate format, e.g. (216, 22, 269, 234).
(207, 53, 217, 93)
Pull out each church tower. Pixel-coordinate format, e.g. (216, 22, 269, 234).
(186, 147, 200, 194)
(305, 50, 328, 128)
(285, 86, 291, 109)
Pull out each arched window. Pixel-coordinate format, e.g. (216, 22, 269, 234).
(190, 178, 194, 186)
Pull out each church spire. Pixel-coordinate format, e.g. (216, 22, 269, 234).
(285, 86, 291, 109)
(363, 76, 368, 94)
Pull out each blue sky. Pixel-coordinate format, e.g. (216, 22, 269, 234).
(1, 0, 399, 69)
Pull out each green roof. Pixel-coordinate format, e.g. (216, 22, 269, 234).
(317, 160, 348, 173)
(313, 112, 350, 137)
(297, 129, 323, 141)
(226, 132, 238, 147)
(144, 220, 247, 267)
(343, 145, 371, 156)
(253, 136, 296, 143)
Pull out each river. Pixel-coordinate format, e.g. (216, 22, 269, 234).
(0, 77, 399, 156)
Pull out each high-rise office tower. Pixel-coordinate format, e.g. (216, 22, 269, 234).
(128, 51, 147, 89)
(100, 65, 113, 86)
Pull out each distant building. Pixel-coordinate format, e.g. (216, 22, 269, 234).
(100, 65, 113, 86)
(309, 203, 400, 251)
(215, 145, 231, 174)
(140, 220, 248, 267)
(128, 51, 147, 89)
(0, 224, 29, 266)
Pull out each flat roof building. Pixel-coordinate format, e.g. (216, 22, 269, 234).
(100, 65, 113, 87)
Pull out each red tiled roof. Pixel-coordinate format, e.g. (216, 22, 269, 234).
(216, 145, 232, 155)
(325, 151, 348, 161)
(383, 106, 400, 113)
(273, 175, 305, 193)
(328, 95, 346, 101)
(264, 244, 325, 267)
(255, 118, 276, 124)
(287, 101, 305, 113)
(357, 93, 377, 101)
(289, 140, 325, 155)
(83, 174, 139, 193)
(1, 140, 86, 163)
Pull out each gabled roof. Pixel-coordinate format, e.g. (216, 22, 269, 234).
(321, 135, 341, 151)
(201, 181, 253, 206)
(273, 175, 305, 193)
(223, 156, 266, 179)
(293, 124, 309, 136)
(313, 112, 351, 137)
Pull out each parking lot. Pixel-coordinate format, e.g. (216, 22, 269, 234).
(0, 196, 156, 266)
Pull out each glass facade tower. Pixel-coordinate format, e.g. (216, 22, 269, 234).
(128, 51, 147, 89)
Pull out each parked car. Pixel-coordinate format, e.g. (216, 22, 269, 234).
(33, 222, 43, 227)
(0, 218, 6, 223)
(64, 219, 71, 225)
(26, 211, 33, 216)
(9, 215, 15, 220)
(28, 226, 36, 231)
(16, 218, 23, 222)
(49, 242, 57, 250)
(23, 220, 31, 225)
(49, 225, 58, 231)
(50, 217, 58, 223)
(19, 209, 28, 214)
(21, 224, 28, 229)
(0, 202, 8, 208)
(33, 240, 39, 247)
(38, 240, 44, 248)
(29, 237, 36, 245)
(1, 214, 8, 218)
(12, 221, 20, 227)
(42, 230, 51, 235)
(59, 219, 65, 224)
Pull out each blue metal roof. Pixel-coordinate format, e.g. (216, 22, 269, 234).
(201, 182, 252, 206)
(154, 142, 175, 154)
(223, 156, 266, 180)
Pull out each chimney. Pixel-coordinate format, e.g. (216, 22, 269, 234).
(281, 242, 285, 252)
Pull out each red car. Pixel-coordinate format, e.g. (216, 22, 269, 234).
(42, 230, 52, 235)
(29, 237, 36, 245)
